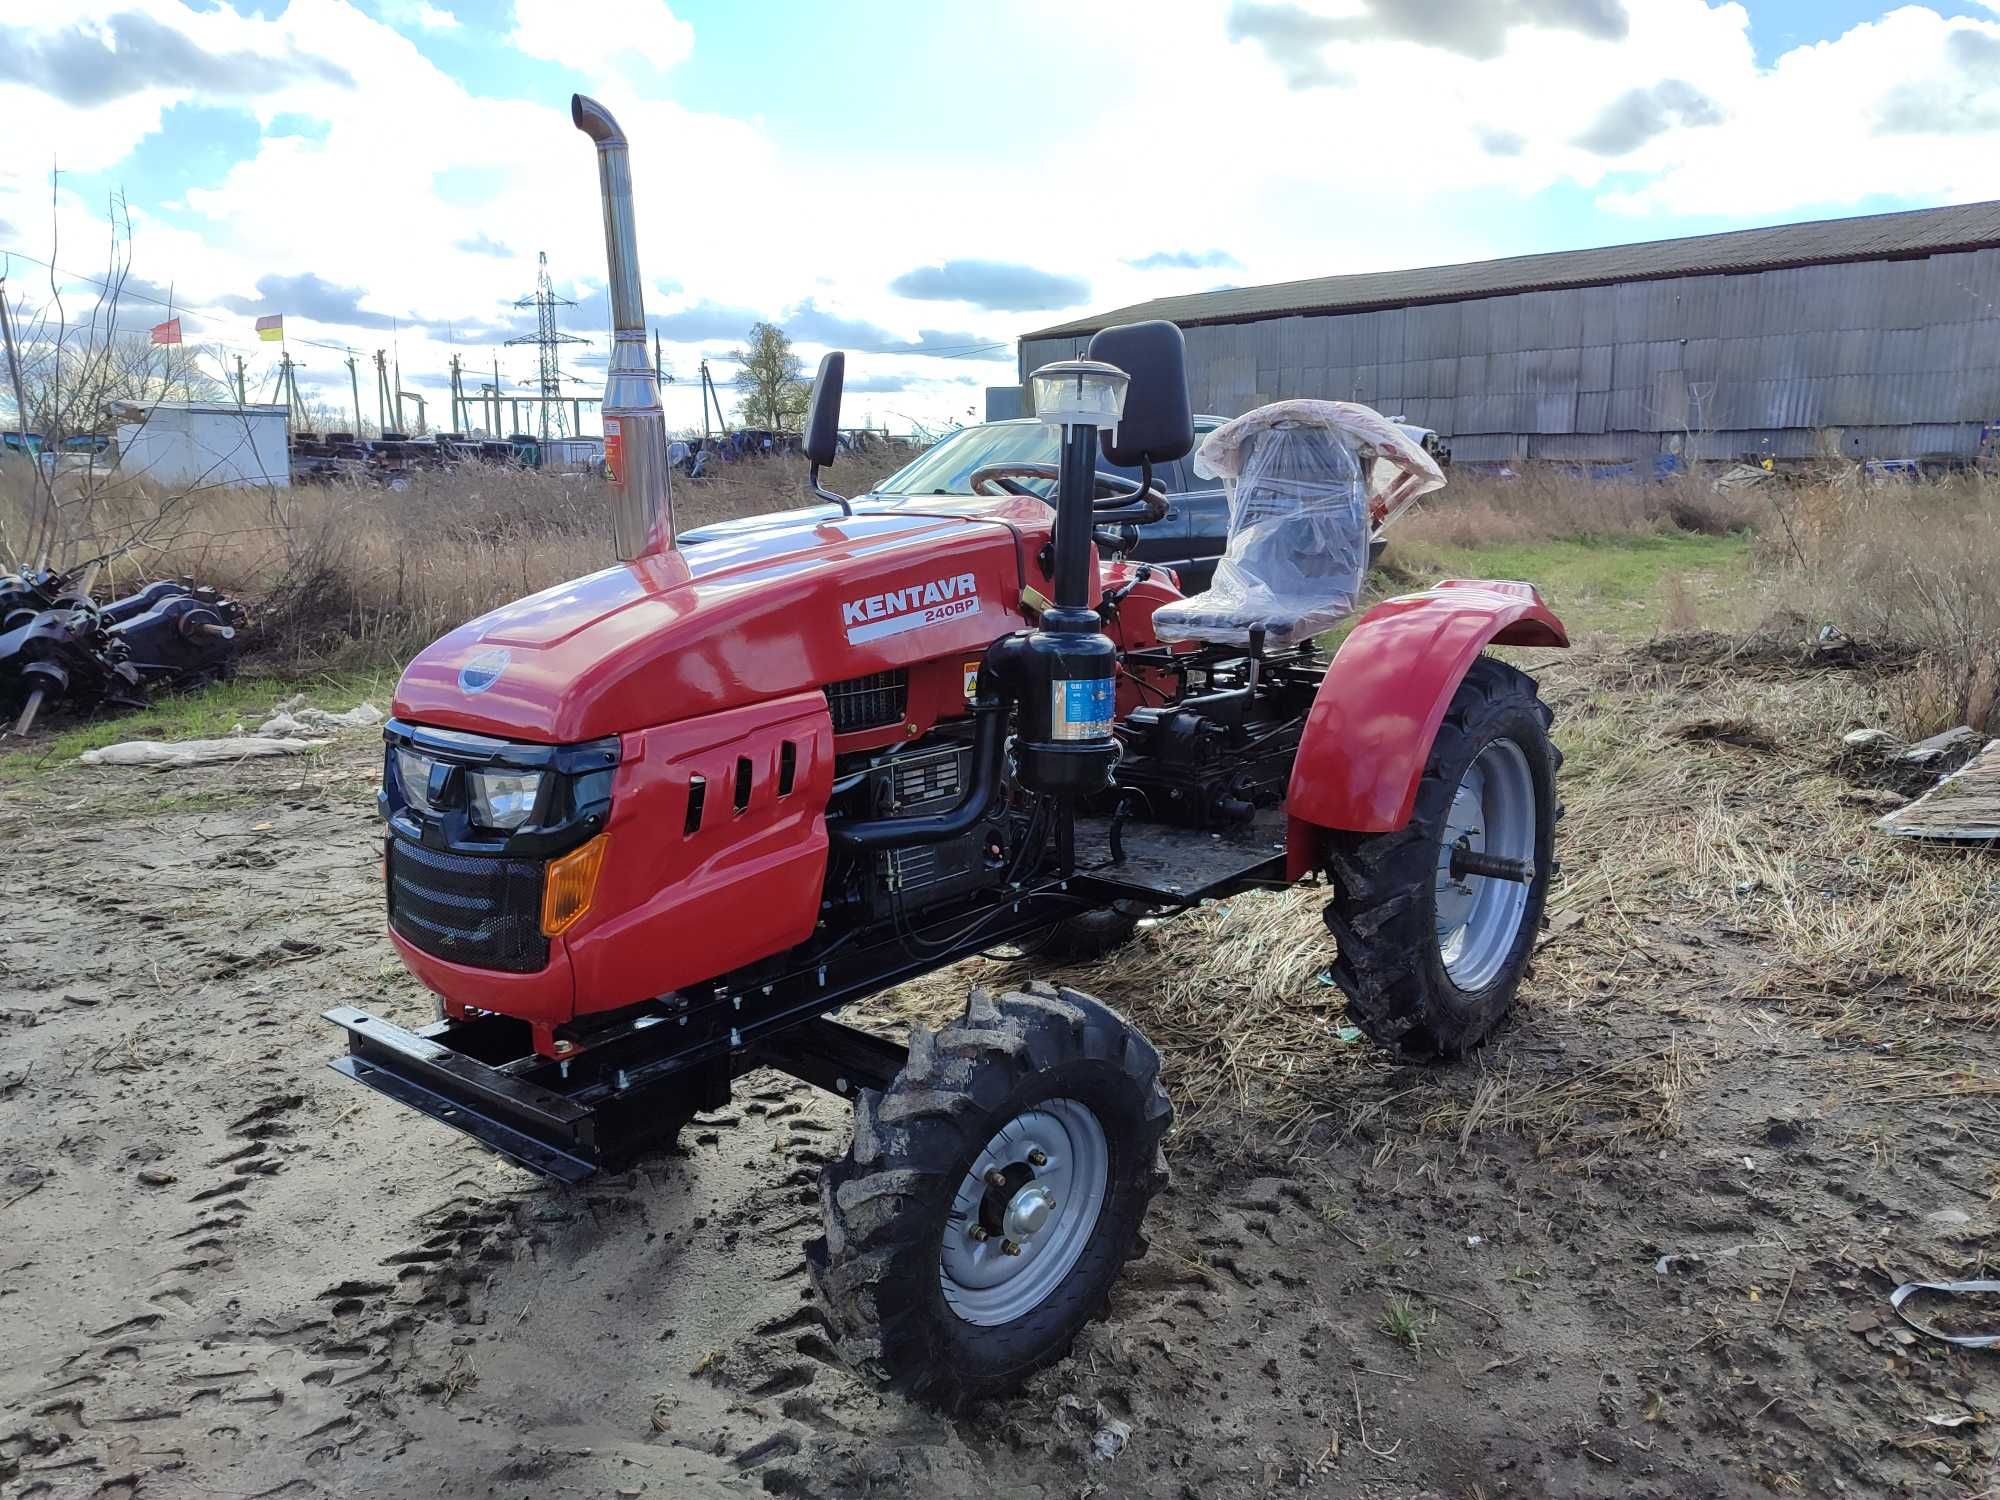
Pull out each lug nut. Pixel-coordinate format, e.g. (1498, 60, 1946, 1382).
(1027, 1149, 1048, 1167)
(1000, 1240, 1022, 1256)
(969, 1225, 989, 1241)
(985, 1168, 1009, 1189)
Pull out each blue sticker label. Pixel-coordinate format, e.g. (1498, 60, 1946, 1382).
(458, 646, 511, 695)
(1051, 677, 1113, 741)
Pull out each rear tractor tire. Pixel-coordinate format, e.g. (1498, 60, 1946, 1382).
(807, 983, 1171, 1409)
(1322, 655, 1560, 1058)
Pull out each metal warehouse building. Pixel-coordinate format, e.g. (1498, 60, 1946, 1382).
(1019, 201, 2000, 464)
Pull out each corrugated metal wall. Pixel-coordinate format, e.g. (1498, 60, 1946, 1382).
(1019, 247, 2000, 461)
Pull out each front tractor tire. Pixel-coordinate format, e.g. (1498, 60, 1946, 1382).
(1323, 655, 1559, 1058)
(808, 984, 1171, 1410)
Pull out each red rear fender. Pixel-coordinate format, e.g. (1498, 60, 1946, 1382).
(1284, 580, 1566, 878)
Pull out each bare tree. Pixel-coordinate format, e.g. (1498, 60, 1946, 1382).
(2, 180, 266, 579)
(298, 395, 345, 434)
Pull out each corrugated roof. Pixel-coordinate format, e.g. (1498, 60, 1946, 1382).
(1026, 199, 2000, 340)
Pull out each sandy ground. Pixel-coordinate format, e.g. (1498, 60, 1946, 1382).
(3, 650, 1998, 1499)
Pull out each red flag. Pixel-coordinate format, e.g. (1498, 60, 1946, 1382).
(150, 318, 182, 346)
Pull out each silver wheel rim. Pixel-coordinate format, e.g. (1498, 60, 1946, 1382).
(1433, 737, 1537, 991)
(938, 1097, 1109, 1327)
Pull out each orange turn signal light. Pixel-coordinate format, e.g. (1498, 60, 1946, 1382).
(541, 834, 609, 937)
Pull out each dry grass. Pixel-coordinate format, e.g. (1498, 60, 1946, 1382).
(1, 444, 917, 668)
(1394, 467, 1749, 550)
(1755, 471, 2000, 736)
(1557, 653, 2000, 998)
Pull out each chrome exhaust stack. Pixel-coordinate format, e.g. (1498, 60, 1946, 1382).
(572, 93, 674, 560)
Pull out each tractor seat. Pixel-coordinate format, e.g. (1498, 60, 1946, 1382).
(1154, 420, 1368, 649)
(1149, 515, 1347, 646)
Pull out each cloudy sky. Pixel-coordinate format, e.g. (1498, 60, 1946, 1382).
(3, 0, 2000, 435)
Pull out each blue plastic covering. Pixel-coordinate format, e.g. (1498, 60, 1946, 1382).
(1555, 452, 1688, 484)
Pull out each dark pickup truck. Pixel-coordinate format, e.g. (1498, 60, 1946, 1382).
(677, 416, 1237, 589)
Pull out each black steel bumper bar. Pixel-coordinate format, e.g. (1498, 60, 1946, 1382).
(325, 1002, 915, 1185)
(326, 1006, 603, 1182)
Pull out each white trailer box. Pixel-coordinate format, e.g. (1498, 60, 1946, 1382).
(539, 436, 605, 471)
(115, 401, 290, 489)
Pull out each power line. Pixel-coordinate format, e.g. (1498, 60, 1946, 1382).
(0, 241, 1019, 374)
(0, 243, 366, 364)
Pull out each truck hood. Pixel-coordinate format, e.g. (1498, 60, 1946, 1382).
(674, 490, 1031, 545)
(393, 498, 1052, 743)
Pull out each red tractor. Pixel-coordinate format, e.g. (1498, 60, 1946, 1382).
(327, 95, 1567, 1408)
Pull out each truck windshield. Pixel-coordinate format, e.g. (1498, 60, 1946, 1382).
(872, 423, 1140, 498)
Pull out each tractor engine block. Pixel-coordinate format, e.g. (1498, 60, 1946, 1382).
(849, 738, 1014, 921)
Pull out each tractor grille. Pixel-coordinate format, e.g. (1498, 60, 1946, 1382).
(825, 669, 908, 734)
(387, 836, 549, 973)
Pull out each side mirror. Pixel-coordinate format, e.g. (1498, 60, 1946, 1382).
(802, 351, 851, 516)
(803, 351, 844, 468)
(1088, 320, 1192, 467)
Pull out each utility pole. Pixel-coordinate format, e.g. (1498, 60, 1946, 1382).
(492, 355, 503, 437)
(393, 352, 405, 433)
(346, 354, 362, 435)
(448, 354, 463, 434)
(234, 354, 247, 406)
(702, 361, 729, 437)
(374, 350, 389, 434)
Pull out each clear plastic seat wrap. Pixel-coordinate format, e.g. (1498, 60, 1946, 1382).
(1154, 400, 1446, 648)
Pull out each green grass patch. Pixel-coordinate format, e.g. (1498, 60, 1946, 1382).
(0, 668, 393, 782)
(1382, 531, 1752, 638)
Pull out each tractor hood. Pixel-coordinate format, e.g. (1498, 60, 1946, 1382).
(393, 498, 1052, 743)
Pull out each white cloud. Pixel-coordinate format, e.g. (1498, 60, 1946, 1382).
(508, 0, 693, 79)
(374, 0, 460, 30)
(3, 0, 1999, 432)
(1595, 8, 2000, 216)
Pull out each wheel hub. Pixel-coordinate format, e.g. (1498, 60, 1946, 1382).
(1432, 738, 1537, 991)
(1434, 782, 1484, 933)
(939, 1098, 1110, 1327)
(1001, 1181, 1056, 1240)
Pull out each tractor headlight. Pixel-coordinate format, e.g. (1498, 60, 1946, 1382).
(468, 769, 543, 830)
(395, 748, 439, 815)
(380, 719, 616, 846)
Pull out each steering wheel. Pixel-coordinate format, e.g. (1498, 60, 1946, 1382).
(968, 463, 1164, 556)
(967, 463, 1171, 525)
